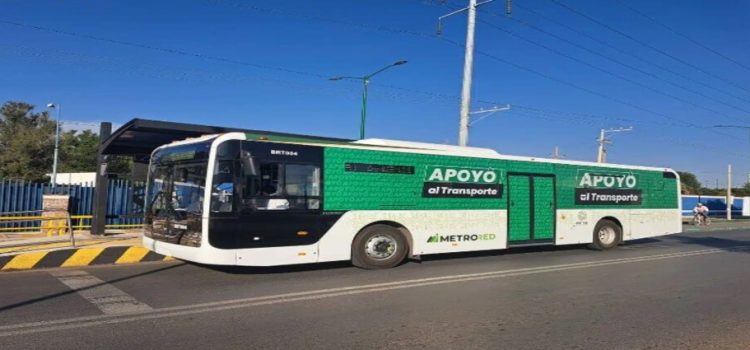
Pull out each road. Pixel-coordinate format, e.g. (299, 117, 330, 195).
(1, 230, 748, 349)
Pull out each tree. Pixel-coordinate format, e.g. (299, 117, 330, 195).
(0, 101, 55, 181)
(677, 171, 701, 194)
(59, 129, 99, 172)
(1, 100, 134, 181)
(107, 156, 134, 178)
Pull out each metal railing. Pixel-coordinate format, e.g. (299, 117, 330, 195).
(70, 215, 143, 231)
(0, 209, 75, 247)
(0, 213, 144, 232)
(0, 178, 145, 229)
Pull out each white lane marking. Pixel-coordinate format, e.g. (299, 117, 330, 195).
(1, 246, 747, 337)
(50, 270, 152, 315)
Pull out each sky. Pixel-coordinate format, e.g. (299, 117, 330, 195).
(2, 0, 750, 187)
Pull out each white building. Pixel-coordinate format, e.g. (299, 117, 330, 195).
(46, 172, 96, 185)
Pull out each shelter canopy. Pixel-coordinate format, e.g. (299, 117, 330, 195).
(100, 118, 351, 162)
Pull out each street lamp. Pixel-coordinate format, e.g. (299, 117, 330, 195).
(46, 103, 61, 191)
(329, 60, 408, 139)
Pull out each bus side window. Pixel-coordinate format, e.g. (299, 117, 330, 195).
(284, 164, 320, 210)
(238, 160, 321, 212)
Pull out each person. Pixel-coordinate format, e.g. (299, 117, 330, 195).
(693, 203, 710, 224)
(256, 179, 289, 210)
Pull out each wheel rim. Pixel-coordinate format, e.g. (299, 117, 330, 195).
(598, 226, 616, 245)
(365, 234, 398, 260)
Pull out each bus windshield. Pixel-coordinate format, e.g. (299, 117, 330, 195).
(147, 141, 212, 218)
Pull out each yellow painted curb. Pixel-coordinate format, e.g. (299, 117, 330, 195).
(1, 252, 48, 271)
(61, 247, 107, 267)
(115, 247, 150, 264)
(0, 246, 172, 271)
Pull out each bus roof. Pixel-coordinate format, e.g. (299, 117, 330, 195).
(159, 132, 677, 174)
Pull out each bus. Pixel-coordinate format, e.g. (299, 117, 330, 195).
(143, 132, 681, 269)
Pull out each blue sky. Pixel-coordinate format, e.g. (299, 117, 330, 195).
(2, 0, 750, 187)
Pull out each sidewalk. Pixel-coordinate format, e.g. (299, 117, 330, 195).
(0, 230, 171, 272)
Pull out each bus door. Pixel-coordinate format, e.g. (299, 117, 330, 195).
(507, 173, 556, 244)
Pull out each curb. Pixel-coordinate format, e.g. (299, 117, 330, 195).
(682, 223, 750, 232)
(683, 226, 750, 232)
(0, 246, 172, 272)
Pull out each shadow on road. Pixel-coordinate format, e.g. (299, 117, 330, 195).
(197, 260, 352, 275)
(160, 230, 750, 276)
(621, 238, 661, 246)
(0, 263, 186, 314)
(418, 243, 585, 263)
(202, 244, 589, 275)
(666, 233, 750, 254)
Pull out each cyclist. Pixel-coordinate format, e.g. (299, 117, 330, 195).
(693, 203, 710, 225)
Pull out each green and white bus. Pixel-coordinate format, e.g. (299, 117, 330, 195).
(143, 132, 681, 269)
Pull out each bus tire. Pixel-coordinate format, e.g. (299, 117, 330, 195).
(351, 224, 408, 269)
(589, 219, 621, 251)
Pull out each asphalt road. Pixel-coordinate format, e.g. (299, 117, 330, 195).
(1, 230, 749, 350)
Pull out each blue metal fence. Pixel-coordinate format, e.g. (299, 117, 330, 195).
(0, 179, 144, 231)
(681, 195, 744, 217)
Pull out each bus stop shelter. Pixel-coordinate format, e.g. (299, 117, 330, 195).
(93, 118, 349, 234)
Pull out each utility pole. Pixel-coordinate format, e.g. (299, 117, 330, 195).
(727, 164, 732, 220)
(458, 0, 477, 147)
(551, 146, 563, 159)
(438, 0, 507, 146)
(468, 104, 511, 126)
(596, 127, 633, 163)
(46, 103, 61, 191)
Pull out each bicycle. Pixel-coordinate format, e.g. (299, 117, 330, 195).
(692, 213, 711, 226)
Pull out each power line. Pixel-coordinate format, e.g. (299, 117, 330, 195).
(508, 108, 748, 159)
(0, 19, 329, 79)
(511, 104, 683, 128)
(3, 6, 743, 144)
(430, 1, 748, 138)
(438, 36, 743, 141)
(547, 0, 750, 95)
(478, 18, 750, 124)
(496, 15, 750, 117)
(0, 44, 390, 104)
(510, 3, 750, 106)
(204, 0, 436, 39)
(615, 0, 750, 73)
(440, 0, 750, 110)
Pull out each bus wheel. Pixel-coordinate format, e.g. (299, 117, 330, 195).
(351, 224, 408, 269)
(589, 219, 621, 251)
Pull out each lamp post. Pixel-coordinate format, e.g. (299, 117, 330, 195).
(329, 60, 408, 139)
(46, 103, 61, 191)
